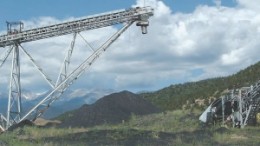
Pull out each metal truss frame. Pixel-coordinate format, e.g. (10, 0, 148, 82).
(0, 6, 153, 131)
(6, 44, 22, 128)
(200, 82, 260, 128)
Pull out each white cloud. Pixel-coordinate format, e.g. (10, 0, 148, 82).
(214, 0, 222, 9)
(236, 0, 260, 11)
(1, 0, 260, 94)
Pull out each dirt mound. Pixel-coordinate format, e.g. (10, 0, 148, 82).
(34, 118, 61, 127)
(8, 119, 34, 131)
(57, 91, 161, 128)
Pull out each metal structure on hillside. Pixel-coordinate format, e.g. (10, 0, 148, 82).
(200, 81, 260, 128)
(0, 7, 154, 131)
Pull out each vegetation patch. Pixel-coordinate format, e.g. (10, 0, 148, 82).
(142, 62, 260, 111)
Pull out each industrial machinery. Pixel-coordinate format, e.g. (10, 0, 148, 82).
(199, 81, 260, 128)
(0, 6, 154, 131)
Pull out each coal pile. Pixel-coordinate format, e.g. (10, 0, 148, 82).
(57, 91, 161, 128)
(8, 119, 34, 131)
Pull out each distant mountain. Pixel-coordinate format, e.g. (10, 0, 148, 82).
(141, 61, 260, 111)
(0, 88, 114, 119)
(21, 90, 46, 100)
(56, 91, 161, 128)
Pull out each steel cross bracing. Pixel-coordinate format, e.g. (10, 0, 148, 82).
(225, 84, 260, 127)
(7, 44, 22, 128)
(0, 7, 153, 47)
(200, 80, 260, 128)
(0, 6, 154, 131)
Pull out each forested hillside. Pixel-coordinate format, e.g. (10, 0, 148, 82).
(142, 61, 260, 110)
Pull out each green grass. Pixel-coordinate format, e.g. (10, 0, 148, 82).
(212, 127, 260, 146)
(120, 109, 200, 132)
(1, 109, 260, 145)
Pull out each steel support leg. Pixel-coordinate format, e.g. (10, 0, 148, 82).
(6, 44, 22, 129)
(56, 32, 77, 87)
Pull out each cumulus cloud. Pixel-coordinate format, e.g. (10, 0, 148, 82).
(236, 0, 260, 11)
(214, 0, 222, 9)
(1, 0, 260, 94)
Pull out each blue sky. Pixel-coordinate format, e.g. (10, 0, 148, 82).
(1, 0, 260, 96)
(0, 0, 235, 29)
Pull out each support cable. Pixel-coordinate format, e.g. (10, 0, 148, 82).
(78, 32, 95, 52)
(0, 47, 13, 68)
(55, 32, 77, 87)
(19, 45, 55, 88)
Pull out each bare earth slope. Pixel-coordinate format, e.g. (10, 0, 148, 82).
(57, 90, 161, 128)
